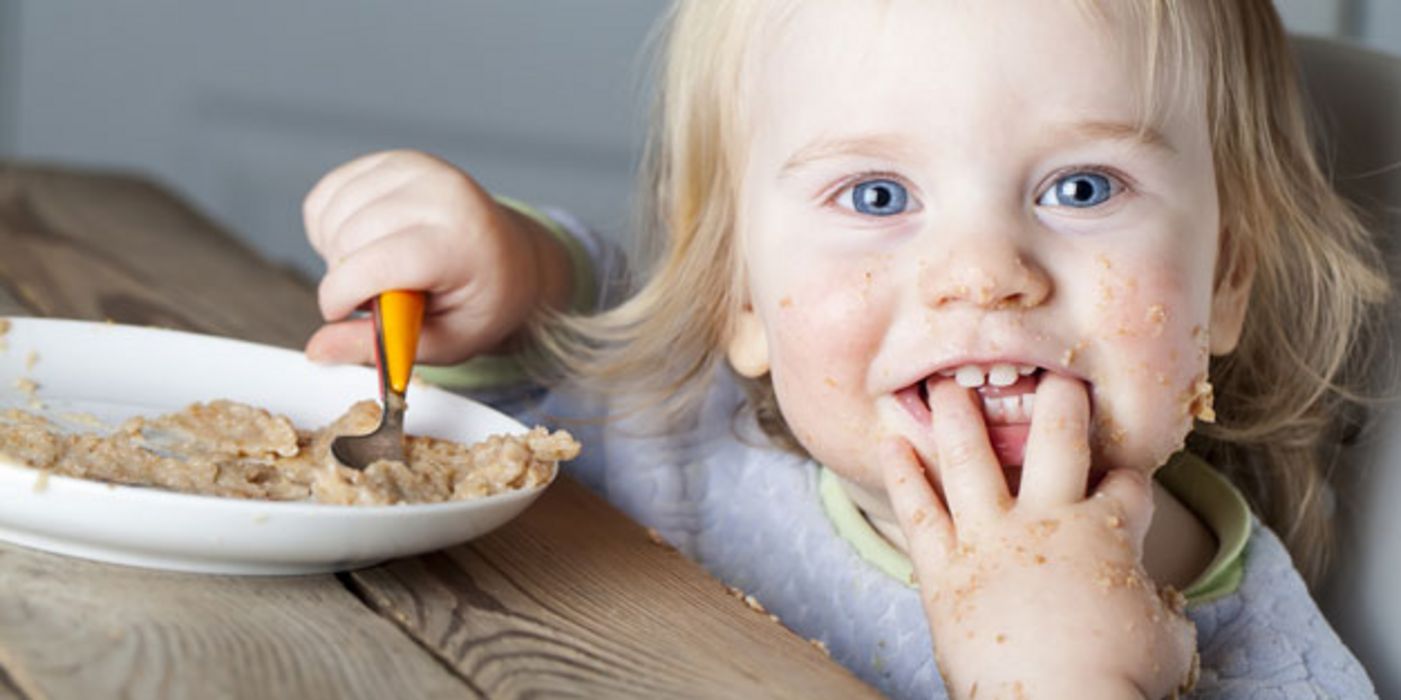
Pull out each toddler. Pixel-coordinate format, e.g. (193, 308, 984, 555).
(302, 1, 1386, 697)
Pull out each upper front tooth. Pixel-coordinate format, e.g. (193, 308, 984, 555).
(988, 364, 1018, 387)
(955, 365, 986, 388)
(1017, 364, 1037, 375)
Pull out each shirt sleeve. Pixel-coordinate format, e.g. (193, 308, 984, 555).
(1187, 520, 1377, 697)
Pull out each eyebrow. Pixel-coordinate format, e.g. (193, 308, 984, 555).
(778, 120, 1174, 178)
(1063, 119, 1176, 155)
(779, 133, 912, 179)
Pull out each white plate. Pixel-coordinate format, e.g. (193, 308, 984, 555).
(0, 317, 553, 575)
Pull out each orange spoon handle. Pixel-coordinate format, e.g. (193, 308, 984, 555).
(377, 290, 425, 395)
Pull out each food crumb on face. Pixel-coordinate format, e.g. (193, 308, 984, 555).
(1027, 519, 1060, 540)
(1158, 584, 1188, 615)
(1061, 339, 1089, 367)
(1145, 304, 1168, 337)
(1185, 377, 1216, 423)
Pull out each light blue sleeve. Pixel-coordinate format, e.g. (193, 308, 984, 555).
(1188, 523, 1372, 697)
(1189, 521, 1377, 698)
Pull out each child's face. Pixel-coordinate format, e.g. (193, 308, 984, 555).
(728, 0, 1248, 490)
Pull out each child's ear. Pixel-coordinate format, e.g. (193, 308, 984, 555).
(1208, 226, 1255, 355)
(727, 304, 770, 378)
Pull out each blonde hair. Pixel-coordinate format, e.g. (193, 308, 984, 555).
(533, 0, 1390, 588)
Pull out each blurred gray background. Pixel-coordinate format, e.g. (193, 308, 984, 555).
(0, 1, 1397, 276)
(1, 0, 1400, 693)
(0, 0, 664, 277)
(0, 0, 1396, 278)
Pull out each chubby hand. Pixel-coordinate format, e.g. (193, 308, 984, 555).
(880, 374, 1196, 699)
(302, 150, 572, 366)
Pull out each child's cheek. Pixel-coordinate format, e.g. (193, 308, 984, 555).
(1084, 263, 1212, 471)
(764, 260, 892, 468)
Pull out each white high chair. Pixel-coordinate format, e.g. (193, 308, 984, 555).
(1294, 36, 1401, 697)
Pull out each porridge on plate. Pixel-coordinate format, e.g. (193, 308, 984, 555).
(0, 399, 578, 505)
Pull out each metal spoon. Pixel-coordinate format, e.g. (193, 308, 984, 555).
(331, 290, 425, 470)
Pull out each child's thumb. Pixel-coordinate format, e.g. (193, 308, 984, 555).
(304, 319, 375, 366)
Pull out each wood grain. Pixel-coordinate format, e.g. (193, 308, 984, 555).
(351, 480, 879, 698)
(0, 164, 880, 698)
(0, 545, 472, 700)
(0, 163, 321, 349)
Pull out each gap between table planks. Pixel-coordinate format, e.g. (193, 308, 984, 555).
(0, 164, 881, 698)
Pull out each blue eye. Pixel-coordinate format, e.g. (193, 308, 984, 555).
(846, 179, 910, 216)
(1038, 171, 1118, 208)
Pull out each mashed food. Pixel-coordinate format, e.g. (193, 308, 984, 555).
(0, 400, 578, 505)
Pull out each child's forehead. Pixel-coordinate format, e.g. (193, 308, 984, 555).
(755, 0, 1161, 50)
(755, 0, 1144, 92)
(742, 0, 1201, 150)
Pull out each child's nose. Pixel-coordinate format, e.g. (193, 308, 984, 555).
(918, 240, 1051, 310)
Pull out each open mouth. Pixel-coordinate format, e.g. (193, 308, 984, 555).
(895, 362, 1044, 474)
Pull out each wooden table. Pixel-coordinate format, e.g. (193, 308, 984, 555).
(0, 164, 880, 699)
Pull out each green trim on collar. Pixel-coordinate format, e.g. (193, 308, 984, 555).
(1155, 452, 1251, 604)
(818, 451, 1251, 606)
(820, 468, 915, 584)
(496, 195, 598, 314)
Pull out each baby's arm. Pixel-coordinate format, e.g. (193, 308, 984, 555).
(301, 150, 574, 366)
(880, 375, 1196, 699)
